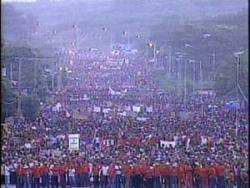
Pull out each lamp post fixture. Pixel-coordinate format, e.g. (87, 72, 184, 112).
(233, 50, 245, 137)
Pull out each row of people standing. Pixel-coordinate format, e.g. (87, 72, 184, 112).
(2, 161, 248, 188)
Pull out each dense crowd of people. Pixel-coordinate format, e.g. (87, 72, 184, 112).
(1, 50, 249, 188)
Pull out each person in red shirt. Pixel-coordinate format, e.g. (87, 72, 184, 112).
(208, 165, 217, 188)
(153, 164, 161, 188)
(169, 164, 178, 188)
(201, 166, 209, 188)
(75, 162, 81, 187)
(215, 164, 226, 188)
(161, 163, 171, 188)
(123, 163, 132, 188)
(108, 163, 116, 188)
(41, 163, 49, 188)
(92, 163, 100, 188)
(16, 163, 25, 188)
(144, 165, 154, 188)
(32, 163, 41, 188)
(194, 165, 209, 188)
(177, 164, 186, 188)
(194, 165, 202, 188)
(58, 162, 67, 188)
(81, 161, 90, 187)
(185, 164, 194, 188)
(51, 164, 59, 188)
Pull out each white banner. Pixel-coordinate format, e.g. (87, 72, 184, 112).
(66, 111, 71, 117)
(125, 106, 131, 111)
(102, 108, 111, 114)
(201, 136, 207, 145)
(2, 68, 6, 77)
(93, 106, 101, 113)
(136, 117, 147, 121)
(160, 140, 176, 148)
(68, 134, 80, 150)
(118, 111, 127, 116)
(55, 103, 62, 112)
(132, 106, 141, 113)
(83, 94, 90, 100)
(25, 143, 32, 148)
(146, 106, 153, 113)
(102, 139, 115, 146)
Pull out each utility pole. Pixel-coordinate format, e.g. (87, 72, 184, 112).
(176, 55, 182, 96)
(233, 50, 245, 137)
(10, 63, 13, 87)
(212, 52, 216, 84)
(146, 46, 149, 58)
(127, 28, 130, 50)
(168, 47, 172, 77)
(51, 62, 56, 92)
(193, 60, 195, 93)
(110, 32, 113, 52)
(17, 59, 22, 116)
(199, 60, 202, 87)
(58, 67, 63, 91)
(153, 40, 156, 61)
(212, 52, 216, 120)
(34, 61, 37, 92)
(178, 56, 182, 81)
(184, 60, 187, 110)
(235, 55, 240, 137)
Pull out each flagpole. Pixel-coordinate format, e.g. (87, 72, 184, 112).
(110, 32, 113, 52)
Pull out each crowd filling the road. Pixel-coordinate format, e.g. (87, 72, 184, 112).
(1, 50, 249, 188)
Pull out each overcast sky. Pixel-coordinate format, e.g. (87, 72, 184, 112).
(3, 0, 37, 2)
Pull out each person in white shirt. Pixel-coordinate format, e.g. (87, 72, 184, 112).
(115, 164, 122, 188)
(69, 167, 76, 187)
(1, 164, 5, 185)
(101, 164, 109, 188)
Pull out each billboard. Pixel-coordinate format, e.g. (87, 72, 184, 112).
(68, 134, 80, 150)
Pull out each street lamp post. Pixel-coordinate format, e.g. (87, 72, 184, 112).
(234, 50, 244, 137)
(193, 60, 195, 93)
(153, 40, 157, 62)
(17, 59, 22, 116)
(168, 47, 172, 78)
(199, 60, 203, 87)
(188, 59, 196, 94)
(10, 63, 13, 84)
(184, 59, 187, 110)
(175, 52, 186, 96)
(58, 67, 63, 91)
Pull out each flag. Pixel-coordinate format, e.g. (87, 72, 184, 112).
(146, 106, 153, 113)
(109, 87, 116, 95)
(186, 138, 191, 150)
(132, 106, 140, 113)
(102, 27, 108, 32)
(147, 42, 153, 48)
(136, 35, 142, 38)
(93, 106, 101, 113)
(66, 111, 71, 117)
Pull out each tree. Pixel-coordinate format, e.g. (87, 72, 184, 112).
(2, 44, 51, 119)
(1, 78, 17, 122)
(21, 95, 40, 120)
(151, 10, 248, 97)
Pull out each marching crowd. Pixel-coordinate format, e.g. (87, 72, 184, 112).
(1, 51, 249, 188)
